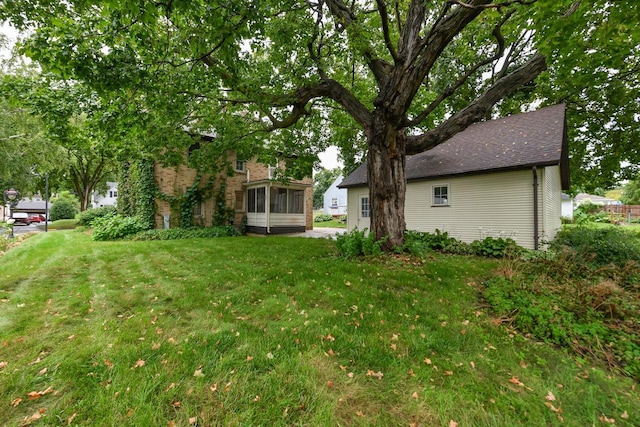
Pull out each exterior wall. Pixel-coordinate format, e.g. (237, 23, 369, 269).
(323, 176, 348, 216)
(541, 165, 563, 244)
(345, 187, 370, 232)
(346, 167, 562, 250)
(154, 151, 313, 231)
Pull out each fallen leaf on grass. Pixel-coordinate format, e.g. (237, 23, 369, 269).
(253, 395, 260, 402)
(23, 408, 46, 425)
(0, 361, 7, 369)
(38, 368, 48, 376)
(193, 368, 204, 377)
(131, 359, 145, 369)
(449, 420, 458, 427)
(411, 391, 419, 399)
(172, 401, 181, 408)
(545, 391, 556, 401)
(599, 414, 615, 424)
(366, 370, 384, 379)
(189, 416, 197, 425)
(544, 402, 562, 413)
(424, 358, 432, 365)
(68, 413, 77, 425)
(27, 387, 54, 400)
(11, 397, 22, 407)
(621, 411, 629, 420)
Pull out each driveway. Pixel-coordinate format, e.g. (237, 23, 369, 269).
(286, 227, 347, 238)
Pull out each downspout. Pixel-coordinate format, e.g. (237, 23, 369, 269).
(532, 166, 539, 250)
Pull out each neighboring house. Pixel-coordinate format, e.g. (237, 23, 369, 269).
(574, 193, 620, 207)
(323, 175, 347, 216)
(92, 182, 118, 208)
(561, 193, 573, 220)
(339, 104, 570, 250)
(13, 197, 48, 217)
(154, 144, 313, 234)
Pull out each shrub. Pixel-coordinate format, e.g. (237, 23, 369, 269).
(334, 228, 386, 258)
(551, 226, 640, 269)
(129, 226, 239, 241)
(471, 236, 522, 258)
(92, 215, 149, 241)
(77, 206, 117, 226)
(49, 199, 78, 221)
(314, 214, 334, 223)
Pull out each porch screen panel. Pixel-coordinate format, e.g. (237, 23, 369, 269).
(256, 187, 266, 213)
(288, 189, 304, 214)
(270, 188, 288, 213)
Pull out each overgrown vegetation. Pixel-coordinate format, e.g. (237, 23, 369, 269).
(76, 206, 117, 226)
(91, 214, 150, 241)
(484, 225, 640, 379)
(128, 226, 239, 241)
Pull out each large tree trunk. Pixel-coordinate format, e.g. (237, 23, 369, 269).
(367, 112, 407, 250)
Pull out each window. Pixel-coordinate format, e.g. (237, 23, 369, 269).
(270, 188, 288, 213)
(235, 160, 246, 172)
(288, 189, 304, 214)
(193, 202, 204, 217)
(247, 187, 266, 213)
(270, 188, 305, 214)
(432, 185, 449, 206)
(331, 197, 338, 207)
(360, 197, 370, 218)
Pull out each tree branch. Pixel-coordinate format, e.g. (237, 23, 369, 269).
(375, 0, 399, 62)
(406, 52, 547, 154)
(405, 10, 513, 127)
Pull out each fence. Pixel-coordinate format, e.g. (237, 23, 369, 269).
(598, 205, 640, 222)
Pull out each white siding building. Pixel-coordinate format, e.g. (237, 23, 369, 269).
(92, 182, 118, 208)
(323, 175, 348, 216)
(339, 105, 570, 250)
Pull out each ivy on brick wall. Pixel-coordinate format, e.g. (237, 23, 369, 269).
(117, 159, 157, 230)
(157, 172, 216, 228)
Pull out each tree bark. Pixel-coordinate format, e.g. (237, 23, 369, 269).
(367, 110, 406, 250)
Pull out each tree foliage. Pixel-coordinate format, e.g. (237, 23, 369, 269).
(622, 178, 640, 206)
(2, 1, 638, 248)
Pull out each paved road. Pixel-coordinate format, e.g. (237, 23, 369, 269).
(8, 222, 49, 236)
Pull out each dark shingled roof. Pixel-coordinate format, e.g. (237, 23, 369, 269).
(339, 104, 569, 190)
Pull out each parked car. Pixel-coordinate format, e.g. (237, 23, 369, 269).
(29, 214, 46, 223)
(12, 212, 32, 225)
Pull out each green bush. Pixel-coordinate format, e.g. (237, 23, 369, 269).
(471, 236, 522, 258)
(551, 226, 640, 269)
(77, 206, 117, 226)
(334, 228, 386, 258)
(92, 215, 150, 241)
(314, 214, 334, 223)
(49, 199, 78, 221)
(129, 226, 239, 241)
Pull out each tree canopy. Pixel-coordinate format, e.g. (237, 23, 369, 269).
(1, 1, 638, 247)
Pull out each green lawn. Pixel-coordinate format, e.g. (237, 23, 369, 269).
(1, 231, 638, 426)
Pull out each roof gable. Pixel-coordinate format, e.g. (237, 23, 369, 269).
(340, 104, 569, 189)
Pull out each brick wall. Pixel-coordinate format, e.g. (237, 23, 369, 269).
(154, 151, 313, 230)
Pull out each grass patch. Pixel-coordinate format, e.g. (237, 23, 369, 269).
(0, 232, 639, 426)
(45, 219, 80, 230)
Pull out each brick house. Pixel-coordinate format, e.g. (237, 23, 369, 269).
(154, 148, 313, 234)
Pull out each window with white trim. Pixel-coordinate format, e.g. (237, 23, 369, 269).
(360, 197, 370, 218)
(432, 185, 449, 206)
(235, 160, 246, 172)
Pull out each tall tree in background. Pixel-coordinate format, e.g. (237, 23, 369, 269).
(2, 1, 638, 248)
(1, 75, 118, 210)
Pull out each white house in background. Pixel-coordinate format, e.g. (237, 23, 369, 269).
(323, 175, 348, 216)
(339, 104, 570, 250)
(574, 193, 620, 207)
(92, 182, 118, 208)
(561, 193, 573, 220)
